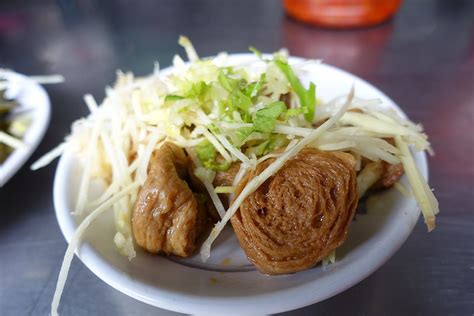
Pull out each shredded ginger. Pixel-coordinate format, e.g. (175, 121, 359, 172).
(31, 37, 439, 315)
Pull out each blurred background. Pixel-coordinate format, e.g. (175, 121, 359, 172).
(1, 0, 473, 315)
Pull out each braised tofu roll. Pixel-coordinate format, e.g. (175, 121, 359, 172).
(231, 148, 358, 275)
(132, 142, 208, 257)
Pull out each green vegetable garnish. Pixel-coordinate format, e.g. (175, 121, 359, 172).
(253, 101, 286, 133)
(164, 95, 184, 102)
(249, 46, 263, 59)
(196, 139, 215, 163)
(285, 107, 307, 119)
(230, 90, 252, 112)
(196, 139, 231, 171)
(189, 81, 210, 98)
(233, 101, 287, 147)
(218, 70, 235, 92)
(274, 59, 316, 122)
(243, 74, 266, 98)
(164, 44, 318, 171)
(234, 127, 254, 147)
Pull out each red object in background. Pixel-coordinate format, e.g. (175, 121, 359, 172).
(281, 15, 394, 76)
(284, 0, 402, 28)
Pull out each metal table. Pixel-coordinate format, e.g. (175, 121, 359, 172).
(1, 0, 473, 315)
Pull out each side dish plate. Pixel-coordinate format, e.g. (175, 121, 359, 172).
(1, 72, 51, 186)
(53, 54, 427, 315)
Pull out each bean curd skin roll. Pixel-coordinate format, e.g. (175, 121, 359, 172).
(231, 148, 359, 275)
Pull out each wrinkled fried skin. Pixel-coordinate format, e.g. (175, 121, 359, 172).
(373, 138, 404, 189)
(373, 161, 404, 189)
(214, 162, 241, 187)
(357, 138, 404, 191)
(132, 142, 207, 257)
(231, 148, 358, 275)
(213, 162, 241, 209)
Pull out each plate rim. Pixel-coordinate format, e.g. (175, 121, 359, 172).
(53, 54, 428, 315)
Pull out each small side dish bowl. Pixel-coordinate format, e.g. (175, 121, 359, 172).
(1, 71, 51, 186)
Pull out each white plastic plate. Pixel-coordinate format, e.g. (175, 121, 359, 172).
(53, 55, 426, 315)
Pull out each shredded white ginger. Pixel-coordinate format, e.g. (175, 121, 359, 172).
(0, 69, 64, 91)
(31, 37, 439, 314)
(357, 161, 384, 197)
(322, 249, 336, 269)
(395, 136, 438, 231)
(214, 186, 235, 194)
(393, 181, 413, 197)
(0, 130, 27, 149)
(51, 183, 139, 316)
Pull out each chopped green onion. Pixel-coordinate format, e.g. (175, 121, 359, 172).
(165, 95, 184, 102)
(218, 71, 233, 92)
(243, 74, 266, 98)
(274, 59, 316, 122)
(249, 46, 263, 59)
(230, 90, 252, 111)
(253, 101, 286, 133)
(189, 81, 210, 98)
(196, 139, 215, 162)
(234, 127, 254, 147)
(285, 107, 307, 119)
(196, 139, 231, 171)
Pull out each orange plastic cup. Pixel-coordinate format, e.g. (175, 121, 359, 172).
(284, 0, 402, 28)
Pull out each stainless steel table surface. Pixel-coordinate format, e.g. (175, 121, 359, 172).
(1, 0, 473, 315)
